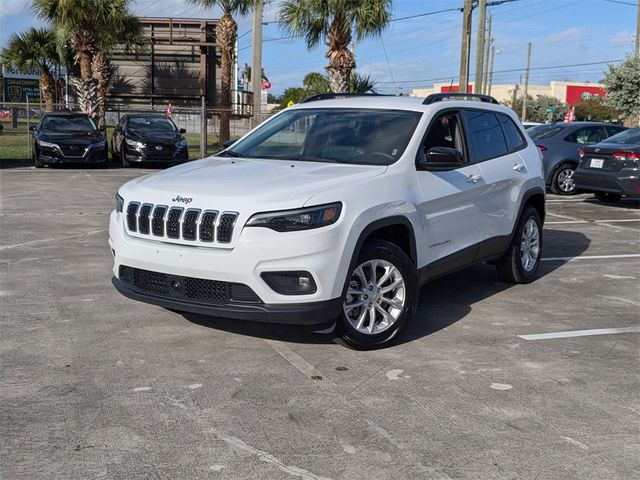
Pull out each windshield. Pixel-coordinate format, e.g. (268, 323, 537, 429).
(128, 116, 177, 132)
(226, 108, 422, 165)
(603, 127, 639, 145)
(41, 115, 97, 132)
(528, 124, 564, 140)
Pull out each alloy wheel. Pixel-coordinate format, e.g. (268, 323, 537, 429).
(557, 168, 576, 193)
(343, 259, 406, 335)
(520, 218, 540, 272)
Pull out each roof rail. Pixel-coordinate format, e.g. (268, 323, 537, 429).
(422, 93, 499, 105)
(302, 92, 390, 103)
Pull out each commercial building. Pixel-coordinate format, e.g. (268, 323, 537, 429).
(410, 81, 606, 106)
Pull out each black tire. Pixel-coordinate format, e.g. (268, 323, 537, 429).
(33, 152, 44, 168)
(336, 240, 418, 349)
(594, 192, 621, 203)
(121, 145, 131, 168)
(496, 206, 543, 284)
(550, 162, 577, 195)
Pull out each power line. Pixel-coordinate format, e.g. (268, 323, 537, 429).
(602, 0, 637, 5)
(375, 59, 623, 84)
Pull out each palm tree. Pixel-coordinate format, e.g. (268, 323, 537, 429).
(33, 0, 143, 125)
(0, 28, 61, 111)
(279, 0, 392, 93)
(188, 0, 255, 144)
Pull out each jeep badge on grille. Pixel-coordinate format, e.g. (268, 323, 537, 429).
(172, 195, 193, 204)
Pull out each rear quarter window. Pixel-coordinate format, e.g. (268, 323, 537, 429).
(498, 113, 526, 151)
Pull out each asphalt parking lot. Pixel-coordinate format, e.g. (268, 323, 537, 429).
(1, 164, 639, 480)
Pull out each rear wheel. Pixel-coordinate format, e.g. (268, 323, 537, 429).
(594, 192, 621, 203)
(336, 240, 418, 349)
(550, 162, 577, 195)
(496, 206, 543, 284)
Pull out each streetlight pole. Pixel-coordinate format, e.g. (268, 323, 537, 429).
(251, 0, 264, 129)
(459, 0, 473, 92)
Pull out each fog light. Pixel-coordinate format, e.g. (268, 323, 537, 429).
(261, 271, 317, 295)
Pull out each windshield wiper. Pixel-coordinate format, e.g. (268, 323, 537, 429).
(217, 149, 240, 157)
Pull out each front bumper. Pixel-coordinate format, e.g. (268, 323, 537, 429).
(125, 144, 188, 163)
(573, 167, 640, 197)
(108, 210, 347, 324)
(112, 275, 341, 325)
(37, 145, 108, 164)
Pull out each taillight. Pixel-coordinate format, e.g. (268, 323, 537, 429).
(612, 151, 640, 167)
(579, 149, 585, 158)
(537, 145, 547, 152)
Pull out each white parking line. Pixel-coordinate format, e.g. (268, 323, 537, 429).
(518, 326, 640, 341)
(546, 219, 640, 225)
(541, 253, 640, 262)
(264, 339, 333, 386)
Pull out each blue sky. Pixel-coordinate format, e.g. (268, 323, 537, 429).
(1, 0, 636, 96)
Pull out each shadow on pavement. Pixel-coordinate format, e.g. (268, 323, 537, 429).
(182, 229, 591, 348)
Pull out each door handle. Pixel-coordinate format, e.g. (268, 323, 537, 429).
(513, 163, 525, 172)
(466, 174, 481, 183)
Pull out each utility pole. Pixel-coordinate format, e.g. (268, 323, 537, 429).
(474, 0, 487, 94)
(521, 42, 532, 121)
(482, 15, 492, 94)
(251, 0, 264, 129)
(636, 0, 639, 56)
(488, 42, 495, 96)
(458, 0, 473, 93)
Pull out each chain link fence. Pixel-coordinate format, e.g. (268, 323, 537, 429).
(0, 100, 263, 164)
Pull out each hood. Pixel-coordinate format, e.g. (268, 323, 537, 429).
(40, 131, 102, 144)
(129, 129, 181, 143)
(120, 156, 387, 211)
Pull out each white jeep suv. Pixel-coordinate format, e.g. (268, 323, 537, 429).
(109, 93, 545, 348)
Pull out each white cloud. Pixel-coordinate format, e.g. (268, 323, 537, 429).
(608, 30, 634, 48)
(542, 26, 585, 44)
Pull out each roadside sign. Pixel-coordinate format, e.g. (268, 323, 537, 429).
(546, 107, 556, 113)
(287, 100, 295, 108)
(3, 77, 40, 102)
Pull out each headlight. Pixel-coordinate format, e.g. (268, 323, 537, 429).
(246, 202, 342, 232)
(115, 193, 124, 213)
(175, 139, 187, 148)
(37, 139, 60, 150)
(126, 138, 144, 149)
(92, 139, 106, 149)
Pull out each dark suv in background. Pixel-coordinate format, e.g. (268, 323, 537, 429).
(111, 113, 189, 167)
(30, 112, 108, 168)
(528, 122, 626, 195)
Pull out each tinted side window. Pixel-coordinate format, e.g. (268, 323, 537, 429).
(498, 113, 526, 151)
(605, 125, 625, 137)
(463, 110, 508, 162)
(564, 126, 607, 144)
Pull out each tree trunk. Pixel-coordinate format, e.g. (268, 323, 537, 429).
(325, 15, 355, 93)
(217, 13, 237, 145)
(71, 28, 96, 81)
(39, 72, 56, 112)
(92, 52, 112, 129)
(70, 77, 98, 116)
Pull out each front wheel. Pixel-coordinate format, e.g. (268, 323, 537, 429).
(551, 162, 577, 195)
(594, 192, 621, 203)
(496, 206, 543, 283)
(336, 240, 418, 349)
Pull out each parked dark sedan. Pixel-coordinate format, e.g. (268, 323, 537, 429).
(573, 127, 640, 203)
(528, 122, 626, 195)
(111, 114, 189, 167)
(30, 113, 108, 168)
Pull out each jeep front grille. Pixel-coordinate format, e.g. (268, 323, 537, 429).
(125, 201, 237, 244)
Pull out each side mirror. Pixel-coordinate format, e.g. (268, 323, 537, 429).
(29, 125, 37, 132)
(179, 128, 187, 134)
(222, 139, 236, 149)
(417, 146, 464, 170)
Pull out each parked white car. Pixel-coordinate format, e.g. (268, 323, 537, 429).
(110, 93, 545, 348)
